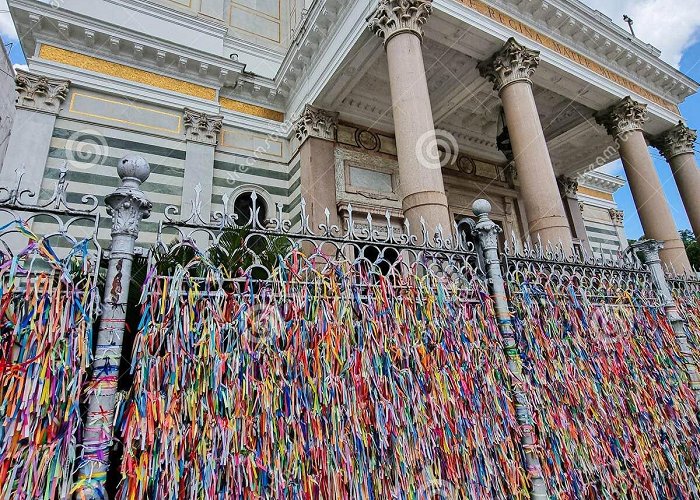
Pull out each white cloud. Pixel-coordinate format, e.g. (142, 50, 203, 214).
(0, 0, 17, 42)
(585, 0, 700, 68)
(12, 62, 26, 72)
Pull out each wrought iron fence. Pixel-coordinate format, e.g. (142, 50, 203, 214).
(2, 154, 700, 500)
(0, 166, 102, 499)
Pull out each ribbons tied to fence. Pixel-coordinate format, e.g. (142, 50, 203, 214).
(117, 246, 527, 499)
(0, 221, 100, 499)
(509, 275, 700, 498)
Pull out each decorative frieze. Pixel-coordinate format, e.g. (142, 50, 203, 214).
(557, 176, 579, 198)
(477, 38, 540, 92)
(595, 96, 648, 138)
(609, 209, 625, 226)
(183, 108, 224, 145)
(652, 121, 697, 160)
(294, 105, 339, 143)
(368, 0, 433, 45)
(15, 69, 69, 113)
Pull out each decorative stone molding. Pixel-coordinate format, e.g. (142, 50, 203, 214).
(557, 176, 579, 198)
(652, 121, 697, 160)
(609, 209, 624, 226)
(15, 69, 69, 113)
(183, 108, 224, 145)
(294, 105, 339, 143)
(472, 199, 502, 250)
(105, 155, 153, 238)
(595, 96, 648, 138)
(368, 0, 433, 45)
(477, 38, 540, 92)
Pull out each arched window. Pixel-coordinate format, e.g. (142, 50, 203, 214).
(233, 191, 268, 227)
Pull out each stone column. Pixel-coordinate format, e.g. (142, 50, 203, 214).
(472, 199, 548, 499)
(596, 97, 690, 271)
(652, 121, 700, 242)
(294, 104, 341, 233)
(181, 108, 223, 224)
(558, 176, 592, 254)
(74, 155, 152, 499)
(0, 70, 70, 203)
(478, 38, 573, 248)
(609, 209, 628, 252)
(368, 0, 452, 240)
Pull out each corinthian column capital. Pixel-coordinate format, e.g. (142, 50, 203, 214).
(183, 108, 224, 145)
(595, 96, 648, 138)
(294, 104, 339, 143)
(15, 69, 70, 113)
(368, 0, 433, 46)
(557, 176, 579, 198)
(652, 121, 697, 160)
(477, 38, 540, 92)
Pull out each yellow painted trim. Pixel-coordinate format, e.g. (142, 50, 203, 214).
(219, 97, 284, 122)
(460, 0, 679, 114)
(39, 45, 216, 100)
(578, 186, 614, 201)
(69, 92, 183, 134)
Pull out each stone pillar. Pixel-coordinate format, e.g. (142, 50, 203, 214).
(294, 104, 340, 233)
(368, 0, 452, 240)
(558, 176, 592, 254)
(472, 199, 548, 499)
(608, 209, 628, 252)
(478, 38, 573, 248)
(181, 108, 223, 224)
(0, 70, 69, 203)
(596, 97, 690, 271)
(74, 155, 152, 499)
(652, 121, 700, 242)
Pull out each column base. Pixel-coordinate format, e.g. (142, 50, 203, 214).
(527, 215, 574, 249)
(659, 238, 692, 272)
(402, 190, 452, 243)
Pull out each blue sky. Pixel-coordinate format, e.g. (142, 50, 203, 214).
(1, 0, 699, 239)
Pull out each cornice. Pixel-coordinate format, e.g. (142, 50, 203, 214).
(475, 0, 697, 103)
(274, 0, 348, 101)
(9, 1, 245, 90)
(578, 170, 626, 193)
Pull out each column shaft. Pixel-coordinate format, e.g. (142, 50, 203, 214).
(479, 38, 572, 247)
(668, 152, 700, 239)
(182, 141, 215, 221)
(299, 137, 340, 230)
(0, 109, 57, 200)
(500, 81, 572, 246)
(385, 33, 451, 233)
(618, 129, 689, 269)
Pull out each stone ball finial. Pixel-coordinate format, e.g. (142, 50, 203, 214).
(472, 199, 492, 217)
(117, 154, 150, 184)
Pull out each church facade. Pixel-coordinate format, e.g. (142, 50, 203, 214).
(2, 0, 699, 268)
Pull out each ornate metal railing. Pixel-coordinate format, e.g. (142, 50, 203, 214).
(3, 153, 700, 500)
(0, 166, 102, 499)
(502, 234, 658, 305)
(155, 187, 484, 288)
